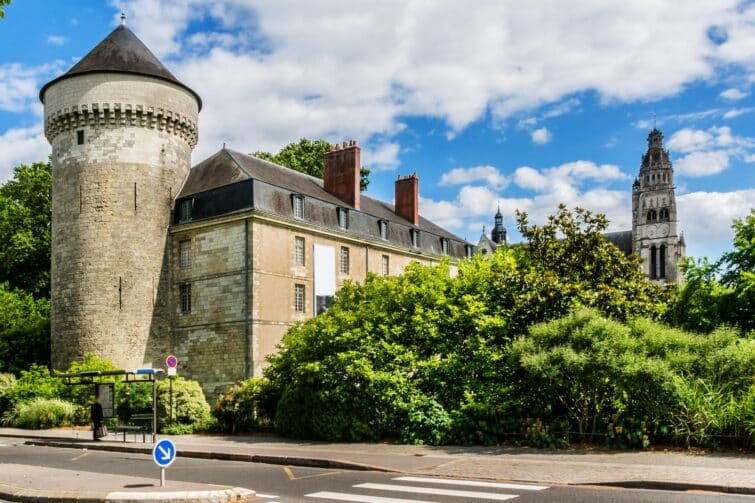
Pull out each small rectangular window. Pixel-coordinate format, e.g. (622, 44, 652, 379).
(179, 240, 191, 268)
(340, 246, 350, 274)
(381, 255, 389, 276)
(338, 208, 349, 230)
(179, 284, 191, 314)
(77, 130, 84, 145)
(379, 220, 388, 240)
(295, 236, 305, 266)
(294, 284, 305, 312)
(441, 238, 449, 255)
(293, 195, 304, 219)
(179, 199, 192, 223)
(411, 229, 420, 248)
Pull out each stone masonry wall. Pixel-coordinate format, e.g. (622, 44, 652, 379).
(46, 73, 198, 370)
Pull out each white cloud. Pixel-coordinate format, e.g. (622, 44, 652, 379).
(362, 142, 400, 171)
(723, 107, 754, 119)
(111, 0, 755, 154)
(46, 35, 67, 46)
(667, 126, 753, 176)
(675, 150, 730, 176)
(0, 63, 59, 114)
(0, 125, 50, 183)
(514, 160, 629, 193)
(677, 189, 755, 259)
(720, 88, 748, 101)
(439, 165, 508, 189)
(531, 127, 551, 144)
(668, 128, 714, 153)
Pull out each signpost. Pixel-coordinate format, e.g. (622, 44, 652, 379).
(165, 355, 178, 425)
(152, 438, 176, 487)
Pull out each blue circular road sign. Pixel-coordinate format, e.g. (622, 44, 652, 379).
(152, 438, 177, 467)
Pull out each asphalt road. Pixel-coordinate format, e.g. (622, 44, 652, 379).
(1, 439, 751, 503)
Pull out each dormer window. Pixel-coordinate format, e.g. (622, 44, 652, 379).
(379, 220, 388, 240)
(179, 199, 192, 223)
(440, 237, 449, 255)
(337, 207, 349, 230)
(292, 194, 304, 219)
(411, 229, 420, 248)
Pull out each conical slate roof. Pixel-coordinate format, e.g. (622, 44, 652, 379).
(40, 25, 201, 109)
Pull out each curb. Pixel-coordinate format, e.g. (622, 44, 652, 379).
(0, 483, 254, 503)
(24, 439, 397, 473)
(579, 480, 755, 496)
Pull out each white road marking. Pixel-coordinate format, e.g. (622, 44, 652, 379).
(354, 483, 518, 501)
(307, 492, 436, 503)
(255, 495, 279, 499)
(393, 476, 549, 491)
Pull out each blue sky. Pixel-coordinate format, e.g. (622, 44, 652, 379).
(1, 0, 754, 261)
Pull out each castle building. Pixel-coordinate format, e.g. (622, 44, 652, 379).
(40, 23, 471, 396)
(479, 128, 685, 283)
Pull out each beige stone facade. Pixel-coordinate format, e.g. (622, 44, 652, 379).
(169, 212, 454, 396)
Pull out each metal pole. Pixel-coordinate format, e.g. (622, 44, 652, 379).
(169, 376, 173, 426)
(160, 467, 165, 487)
(152, 378, 157, 444)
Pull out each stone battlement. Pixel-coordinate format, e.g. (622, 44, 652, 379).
(45, 102, 198, 148)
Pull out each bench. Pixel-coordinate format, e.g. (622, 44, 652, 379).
(115, 413, 153, 442)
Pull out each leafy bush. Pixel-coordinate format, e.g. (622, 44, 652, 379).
(0, 373, 15, 395)
(0, 364, 62, 412)
(156, 377, 213, 433)
(2, 397, 77, 429)
(214, 378, 277, 433)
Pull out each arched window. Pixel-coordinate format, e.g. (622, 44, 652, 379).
(647, 210, 657, 222)
(650, 245, 657, 279)
(645, 175, 649, 184)
(659, 208, 669, 221)
(659, 245, 666, 279)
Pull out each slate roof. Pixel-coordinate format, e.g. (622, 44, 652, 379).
(604, 230, 633, 255)
(178, 147, 465, 242)
(40, 25, 201, 109)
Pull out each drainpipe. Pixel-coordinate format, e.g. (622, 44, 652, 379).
(244, 219, 251, 379)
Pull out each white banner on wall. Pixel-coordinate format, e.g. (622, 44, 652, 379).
(314, 244, 336, 314)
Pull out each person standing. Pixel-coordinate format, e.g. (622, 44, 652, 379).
(91, 396, 104, 441)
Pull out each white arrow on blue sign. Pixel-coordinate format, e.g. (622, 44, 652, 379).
(152, 438, 177, 468)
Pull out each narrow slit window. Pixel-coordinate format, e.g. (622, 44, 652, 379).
(294, 284, 305, 312)
(340, 246, 350, 274)
(381, 255, 389, 276)
(295, 236, 305, 266)
(180, 284, 191, 314)
(77, 130, 84, 145)
(179, 240, 191, 268)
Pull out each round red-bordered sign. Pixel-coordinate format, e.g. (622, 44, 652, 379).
(166, 355, 178, 368)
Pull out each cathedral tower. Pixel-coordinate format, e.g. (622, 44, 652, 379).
(632, 128, 685, 283)
(40, 22, 201, 369)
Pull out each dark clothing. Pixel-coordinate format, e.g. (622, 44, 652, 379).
(91, 402, 103, 440)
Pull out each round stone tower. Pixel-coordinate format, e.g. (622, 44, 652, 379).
(40, 22, 201, 370)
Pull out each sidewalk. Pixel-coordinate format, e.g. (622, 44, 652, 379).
(1, 427, 754, 496)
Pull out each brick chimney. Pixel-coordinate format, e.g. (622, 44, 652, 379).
(395, 173, 419, 225)
(324, 140, 360, 209)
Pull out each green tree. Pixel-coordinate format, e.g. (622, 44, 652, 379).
(253, 138, 371, 191)
(0, 283, 50, 375)
(666, 209, 755, 334)
(0, 0, 11, 18)
(0, 161, 52, 297)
